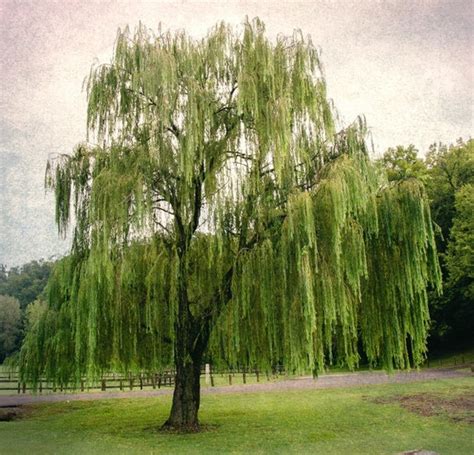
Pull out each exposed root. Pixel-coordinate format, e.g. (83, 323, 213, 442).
(160, 419, 202, 434)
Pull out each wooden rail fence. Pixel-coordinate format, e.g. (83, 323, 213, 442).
(0, 365, 285, 394)
(0, 371, 175, 394)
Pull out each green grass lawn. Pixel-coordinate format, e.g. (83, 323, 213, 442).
(1, 377, 473, 455)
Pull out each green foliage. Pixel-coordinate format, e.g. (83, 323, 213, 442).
(425, 139, 474, 247)
(0, 295, 21, 363)
(20, 19, 441, 387)
(25, 299, 48, 330)
(0, 260, 52, 310)
(425, 139, 474, 350)
(379, 145, 428, 183)
(445, 184, 474, 301)
(0, 261, 53, 362)
(379, 139, 473, 352)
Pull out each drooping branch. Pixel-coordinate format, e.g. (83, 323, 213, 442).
(21, 20, 441, 399)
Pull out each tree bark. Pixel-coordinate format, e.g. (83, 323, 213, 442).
(163, 348, 203, 431)
(162, 235, 231, 431)
(162, 297, 215, 432)
(162, 246, 208, 432)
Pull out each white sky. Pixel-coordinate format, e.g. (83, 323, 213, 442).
(1, 0, 473, 267)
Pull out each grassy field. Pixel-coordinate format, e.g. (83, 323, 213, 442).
(1, 376, 473, 454)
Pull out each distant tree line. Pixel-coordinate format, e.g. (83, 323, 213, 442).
(0, 260, 52, 363)
(379, 138, 473, 352)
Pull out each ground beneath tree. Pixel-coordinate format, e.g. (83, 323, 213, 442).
(0, 367, 470, 408)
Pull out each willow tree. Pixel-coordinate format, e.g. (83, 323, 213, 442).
(20, 19, 441, 431)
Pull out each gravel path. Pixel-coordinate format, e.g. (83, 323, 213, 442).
(0, 367, 470, 408)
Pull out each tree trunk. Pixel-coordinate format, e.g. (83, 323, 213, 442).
(163, 349, 203, 431)
(161, 243, 228, 431)
(162, 248, 208, 431)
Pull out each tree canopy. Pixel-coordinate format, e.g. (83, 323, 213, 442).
(445, 183, 473, 295)
(379, 138, 473, 352)
(0, 260, 52, 310)
(20, 19, 441, 430)
(379, 145, 427, 183)
(425, 139, 474, 248)
(0, 260, 52, 362)
(0, 295, 22, 363)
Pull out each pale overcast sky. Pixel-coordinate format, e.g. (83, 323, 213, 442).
(1, 0, 473, 267)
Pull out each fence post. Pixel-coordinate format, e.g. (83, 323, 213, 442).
(151, 374, 156, 389)
(243, 371, 246, 384)
(22, 382, 26, 394)
(140, 375, 143, 390)
(17, 381, 20, 394)
(39, 380, 42, 393)
(119, 379, 123, 391)
(228, 374, 232, 385)
(256, 369, 260, 382)
(81, 379, 85, 392)
(101, 379, 106, 391)
(129, 378, 133, 390)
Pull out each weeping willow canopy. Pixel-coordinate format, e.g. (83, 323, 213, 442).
(20, 19, 441, 387)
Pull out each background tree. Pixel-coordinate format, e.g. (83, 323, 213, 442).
(0, 260, 52, 310)
(446, 184, 474, 294)
(439, 183, 474, 347)
(0, 260, 53, 361)
(0, 295, 21, 363)
(425, 140, 473, 351)
(379, 145, 427, 182)
(20, 20, 441, 431)
(380, 139, 473, 352)
(425, 139, 474, 249)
